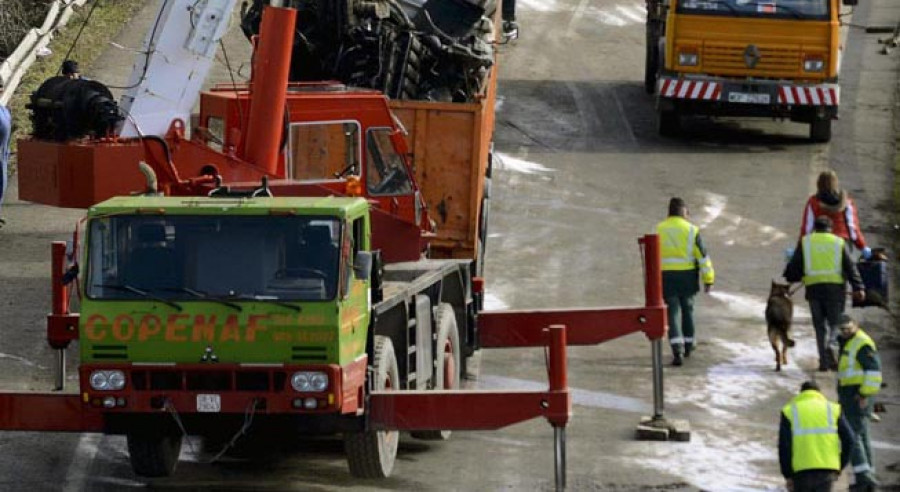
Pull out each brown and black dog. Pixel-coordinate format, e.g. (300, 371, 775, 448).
(765, 281, 795, 371)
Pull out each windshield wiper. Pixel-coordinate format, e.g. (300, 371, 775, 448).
(162, 287, 243, 312)
(93, 284, 183, 311)
(232, 294, 303, 312)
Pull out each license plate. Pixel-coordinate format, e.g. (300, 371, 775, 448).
(197, 394, 221, 413)
(727, 92, 771, 104)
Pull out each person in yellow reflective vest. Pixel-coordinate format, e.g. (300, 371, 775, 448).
(784, 216, 865, 371)
(836, 315, 882, 491)
(656, 197, 714, 366)
(779, 380, 854, 492)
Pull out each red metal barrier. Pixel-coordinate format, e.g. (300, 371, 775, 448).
(0, 394, 103, 432)
(370, 325, 571, 430)
(47, 242, 78, 350)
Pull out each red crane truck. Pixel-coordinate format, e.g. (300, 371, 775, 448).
(3, 1, 669, 487)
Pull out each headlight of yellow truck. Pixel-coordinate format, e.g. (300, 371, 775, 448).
(678, 51, 699, 66)
(803, 56, 825, 72)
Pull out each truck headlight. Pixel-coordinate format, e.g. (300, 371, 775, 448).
(678, 52, 699, 66)
(803, 57, 825, 72)
(291, 371, 329, 392)
(89, 370, 126, 391)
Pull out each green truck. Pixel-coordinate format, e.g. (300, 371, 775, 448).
(75, 194, 475, 478)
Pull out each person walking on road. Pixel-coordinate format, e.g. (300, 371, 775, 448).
(779, 380, 855, 492)
(656, 197, 714, 366)
(836, 315, 882, 491)
(784, 216, 865, 371)
(0, 103, 11, 228)
(800, 170, 871, 259)
(501, 0, 518, 40)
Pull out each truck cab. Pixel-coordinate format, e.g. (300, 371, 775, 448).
(79, 196, 377, 473)
(647, 0, 851, 141)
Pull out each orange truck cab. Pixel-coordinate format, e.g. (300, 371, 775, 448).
(645, 0, 854, 141)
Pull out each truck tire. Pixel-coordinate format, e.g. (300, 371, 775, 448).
(127, 432, 183, 477)
(476, 176, 491, 278)
(644, 25, 660, 94)
(658, 109, 681, 137)
(809, 118, 832, 143)
(411, 304, 461, 440)
(345, 335, 400, 478)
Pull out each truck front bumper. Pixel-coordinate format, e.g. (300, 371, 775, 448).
(657, 75, 839, 119)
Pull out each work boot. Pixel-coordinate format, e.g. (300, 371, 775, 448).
(502, 20, 519, 40)
(851, 474, 879, 492)
(684, 344, 693, 358)
(672, 353, 683, 367)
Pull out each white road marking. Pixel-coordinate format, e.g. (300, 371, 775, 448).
(615, 4, 645, 22)
(565, 0, 592, 36)
(483, 292, 509, 311)
(695, 191, 789, 247)
(0, 352, 45, 369)
(495, 153, 554, 174)
(63, 434, 103, 492)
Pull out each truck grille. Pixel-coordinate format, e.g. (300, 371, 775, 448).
(291, 346, 328, 362)
(130, 369, 287, 392)
(703, 43, 803, 78)
(91, 345, 128, 360)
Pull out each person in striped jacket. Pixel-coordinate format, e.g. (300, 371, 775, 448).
(800, 170, 871, 259)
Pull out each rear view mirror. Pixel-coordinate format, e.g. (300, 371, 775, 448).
(353, 252, 373, 281)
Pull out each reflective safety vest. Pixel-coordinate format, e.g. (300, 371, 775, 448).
(838, 329, 882, 396)
(656, 216, 714, 284)
(782, 390, 842, 473)
(802, 232, 844, 286)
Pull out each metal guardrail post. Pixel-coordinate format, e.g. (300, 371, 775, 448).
(547, 324, 567, 491)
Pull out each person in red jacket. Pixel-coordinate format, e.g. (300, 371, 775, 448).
(800, 170, 871, 259)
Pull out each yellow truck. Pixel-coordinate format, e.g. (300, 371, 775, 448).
(645, 0, 854, 141)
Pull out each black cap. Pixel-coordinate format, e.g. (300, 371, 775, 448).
(838, 314, 854, 327)
(800, 380, 820, 392)
(813, 215, 833, 232)
(668, 197, 687, 216)
(61, 60, 79, 75)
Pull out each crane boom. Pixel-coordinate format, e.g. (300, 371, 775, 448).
(119, 0, 238, 137)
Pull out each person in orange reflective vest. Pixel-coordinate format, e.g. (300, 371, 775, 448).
(779, 380, 855, 492)
(800, 170, 870, 259)
(656, 197, 714, 366)
(784, 216, 865, 371)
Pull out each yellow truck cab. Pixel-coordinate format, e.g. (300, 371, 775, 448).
(645, 0, 853, 141)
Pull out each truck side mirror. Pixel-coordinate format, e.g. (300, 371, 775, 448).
(354, 252, 373, 281)
(842, 0, 857, 6)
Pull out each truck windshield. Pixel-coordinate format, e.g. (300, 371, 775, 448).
(677, 0, 829, 20)
(86, 215, 342, 302)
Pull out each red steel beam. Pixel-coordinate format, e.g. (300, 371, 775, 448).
(0, 393, 103, 432)
(478, 307, 666, 348)
(369, 390, 569, 431)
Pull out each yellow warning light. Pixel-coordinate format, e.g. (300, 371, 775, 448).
(328, 393, 334, 405)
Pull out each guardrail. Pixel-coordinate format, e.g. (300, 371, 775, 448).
(0, 0, 89, 105)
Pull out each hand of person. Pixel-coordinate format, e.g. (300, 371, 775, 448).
(861, 247, 872, 260)
(704, 283, 712, 293)
(785, 478, 794, 491)
(858, 396, 868, 410)
(852, 290, 866, 303)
